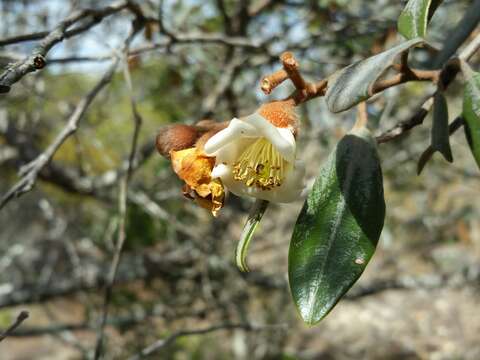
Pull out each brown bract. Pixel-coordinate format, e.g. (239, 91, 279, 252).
(257, 99, 298, 134)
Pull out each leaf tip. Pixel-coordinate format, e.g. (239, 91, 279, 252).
(298, 306, 331, 325)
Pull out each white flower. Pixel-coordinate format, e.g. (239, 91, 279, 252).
(203, 112, 306, 203)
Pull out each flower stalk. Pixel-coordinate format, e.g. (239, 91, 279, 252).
(235, 199, 269, 272)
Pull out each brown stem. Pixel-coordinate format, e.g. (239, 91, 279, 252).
(91, 20, 144, 360)
(259, 18, 479, 144)
(260, 69, 288, 95)
(371, 69, 439, 94)
(261, 52, 328, 104)
(0, 1, 132, 93)
(0, 311, 29, 342)
(355, 102, 368, 129)
(289, 79, 328, 105)
(280, 52, 307, 91)
(261, 50, 439, 107)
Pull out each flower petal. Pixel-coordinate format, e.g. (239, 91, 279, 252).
(204, 118, 257, 156)
(204, 114, 296, 163)
(211, 163, 230, 178)
(243, 113, 296, 163)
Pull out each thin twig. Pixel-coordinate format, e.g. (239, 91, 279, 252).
(260, 10, 478, 134)
(375, 95, 434, 144)
(261, 52, 326, 103)
(0, 1, 135, 48)
(6, 33, 262, 67)
(0, 0, 131, 93)
(0, 246, 199, 309)
(92, 19, 144, 360)
(0, 310, 29, 342)
(0, 60, 119, 210)
(370, 68, 439, 94)
(280, 52, 307, 91)
(200, 52, 247, 118)
(9, 307, 211, 337)
(375, 31, 480, 144)
(261, 50, 437, 107)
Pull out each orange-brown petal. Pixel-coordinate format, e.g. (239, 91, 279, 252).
(170, 147, 225, 216)
(170, 148, 214, 189)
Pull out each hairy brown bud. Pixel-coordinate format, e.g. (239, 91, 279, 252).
(156, 124, 198, 158)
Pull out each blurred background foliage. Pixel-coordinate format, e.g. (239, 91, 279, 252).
(0, 0, 479, 359)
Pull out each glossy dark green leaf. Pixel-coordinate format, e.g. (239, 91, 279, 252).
(289, 127, 385, 324)
(398, 0, 443, 39)
(325, 38, 423, 113)
(431, 91, 453, 162)
(235, 199, 269, 272)
(461, 64, 480, 169)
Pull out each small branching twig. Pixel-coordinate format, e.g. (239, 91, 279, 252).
(0, 60, 119, 210)
(376, 32, 480, 144)
(0, 310, 29, 342)
(261, 50, 439, 109)
(0, 1, 133, 93)
(281, 52, 308, 91)
(261, 29, 479, 142)
(375, 96, 434, 144)
(0, 1, 135, 48)
(201, 52, 247, 118)
(261, 52, 327, 104)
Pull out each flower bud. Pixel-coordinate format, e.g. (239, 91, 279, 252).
(156, 124, 199, 158)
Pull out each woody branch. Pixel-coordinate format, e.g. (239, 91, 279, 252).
(261, 50, 439, 108)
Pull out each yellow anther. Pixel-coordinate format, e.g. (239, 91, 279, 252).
(232, 138, 287, 190)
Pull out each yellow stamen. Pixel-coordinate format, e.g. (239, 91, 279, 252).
(232, 138, 287, 190)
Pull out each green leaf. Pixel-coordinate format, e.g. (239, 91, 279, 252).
(462, 64, 480, 169)
(418, 116, 464, 175)
(398, 0, 443, 39)
(431, 91, 453, 162)
(288, 126, 385, 324)
(325, 38, 424, 113)
(235, 199, 269, 272)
